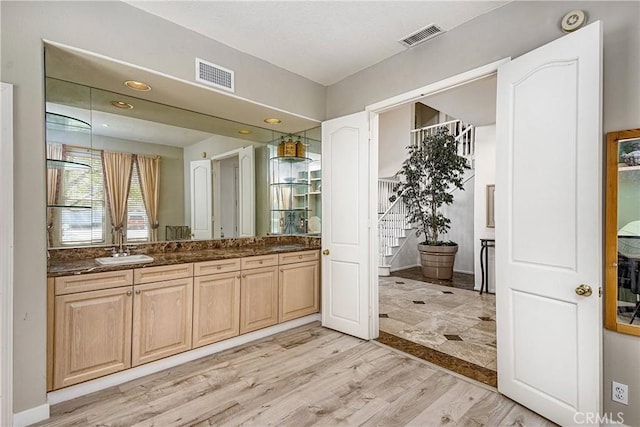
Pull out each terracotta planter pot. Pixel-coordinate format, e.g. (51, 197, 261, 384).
(417, 243, 458, 280)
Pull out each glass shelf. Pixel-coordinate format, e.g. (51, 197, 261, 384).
(46, 159, 91, 170)
(269, 156, 311, 163)
(271, 208, 309, 212)
(270, 182, 310, 186)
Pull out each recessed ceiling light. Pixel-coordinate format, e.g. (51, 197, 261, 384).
(111, 101, 134, 109)
(238, 129, 252, 135)
(102, 124, 110, 127)
(124, 80, 151, 91)
(264, 118, 281, 124)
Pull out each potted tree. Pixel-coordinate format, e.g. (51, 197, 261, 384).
(391, 126, 470, 280)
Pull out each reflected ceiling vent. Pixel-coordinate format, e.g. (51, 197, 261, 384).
(195, 58, 234, 92)
(398, 24, 444, 48)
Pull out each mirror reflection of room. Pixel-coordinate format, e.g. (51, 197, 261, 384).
(616, 136, 640, 325)
(45, 75, 321, 248)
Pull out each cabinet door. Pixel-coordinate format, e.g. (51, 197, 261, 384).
(279, 261, 319, 322)
(132, 278, 193, 366)
(240, 266, 278, 334)
(54, 287, 133, 389)
(193, 272, 240, 348)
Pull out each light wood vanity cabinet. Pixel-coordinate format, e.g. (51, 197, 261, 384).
(48, 249, 320, 390)
(240, 255, 279, 334)
(278, 250, 320, 322)
(52, 271, 134, 390)
(193, 260, 241, 348)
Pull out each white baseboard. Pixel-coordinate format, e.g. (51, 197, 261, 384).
(389, 263, 420, 273)
(453, 269, 474, 275)
(48, 314, 321, 405)
(13, 403, 50, 427)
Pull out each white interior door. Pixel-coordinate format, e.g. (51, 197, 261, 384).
(495, 22, 602, 425)
(190, 159, 212, 239)
(321, 111, 371, 340)
(237, 146, 255, 237)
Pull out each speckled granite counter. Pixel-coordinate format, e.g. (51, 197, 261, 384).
(48, 236, 321, 277)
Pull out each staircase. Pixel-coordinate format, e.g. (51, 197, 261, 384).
(378, 120, 475, 276)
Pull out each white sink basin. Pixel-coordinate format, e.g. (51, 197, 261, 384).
(95, 254, 154, 266)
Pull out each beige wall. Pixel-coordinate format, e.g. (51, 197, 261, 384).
(1, 0, 325, 413)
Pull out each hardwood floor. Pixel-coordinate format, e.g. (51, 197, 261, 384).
(35, 323, 555, 427)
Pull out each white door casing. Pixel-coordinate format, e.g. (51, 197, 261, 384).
(237, 146, 255, 238)
(0, 82, 14, 427)
(190, 159, 213, 239)
(321, 111, 371, 340)
(495, 22, 602, 426)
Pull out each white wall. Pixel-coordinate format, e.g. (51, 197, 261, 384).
(441, 171, 475, 274)
(472, 125, 496, 292)
(378, 104, 412, 178)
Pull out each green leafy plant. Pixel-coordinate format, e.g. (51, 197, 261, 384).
(391, 126, 470, 245)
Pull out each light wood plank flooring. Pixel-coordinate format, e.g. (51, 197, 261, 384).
(35, 323, 554, 427)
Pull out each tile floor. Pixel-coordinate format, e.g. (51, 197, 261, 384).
(378, 274, 497, 385)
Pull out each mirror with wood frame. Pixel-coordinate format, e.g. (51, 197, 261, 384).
(605, 128, 640, 336)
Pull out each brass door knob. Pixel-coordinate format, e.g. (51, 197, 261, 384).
(575, 284, 593, 297)
(322, 249, 330, 256)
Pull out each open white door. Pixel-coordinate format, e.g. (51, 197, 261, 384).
(321, 111, 371, 340)
(495, 22, 602, 425)
(237, 146, 255, 237)
(190, 159, 213, 239)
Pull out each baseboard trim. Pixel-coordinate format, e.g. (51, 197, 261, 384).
(389, 264, 420, 273)
(453, 269, 474, 275)
(48, 314, 321, 405)
(13, 403, 50, 427)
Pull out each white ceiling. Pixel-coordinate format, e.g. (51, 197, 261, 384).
(124, 1, 509, 85)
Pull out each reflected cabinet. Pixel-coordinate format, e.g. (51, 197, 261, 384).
(605, 128, 640, 336)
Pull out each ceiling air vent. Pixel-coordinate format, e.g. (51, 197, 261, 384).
(399, 24, 444, 48)
(195, 58, 234, 92)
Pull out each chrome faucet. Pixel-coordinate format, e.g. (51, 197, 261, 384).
(112, 228, 129, 257)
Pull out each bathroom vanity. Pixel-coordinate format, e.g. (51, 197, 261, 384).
(47, 238, 320, 391)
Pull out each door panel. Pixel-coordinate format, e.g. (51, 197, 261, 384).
(238, 146, 255, 237)
(321, 111, 370, 339)
(190, 160, 212, 239)
(496, 22, 602, 425)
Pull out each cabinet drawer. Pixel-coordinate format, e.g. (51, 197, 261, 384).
(278, 250, 320, 265)
(54, 270, 133, 295)
(241, 254, 278, 270)
(134, 263, 193, 284)
(194, 258, 241, 276)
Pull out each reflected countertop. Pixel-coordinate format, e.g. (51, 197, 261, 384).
(47, 238, 320, 278)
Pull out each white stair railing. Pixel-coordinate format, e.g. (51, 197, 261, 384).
(378, 119, 475, 274)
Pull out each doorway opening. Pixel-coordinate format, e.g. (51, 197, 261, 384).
(374, 74, 498, 387)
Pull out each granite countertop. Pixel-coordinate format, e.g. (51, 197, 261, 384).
(48, 244, 318, 277)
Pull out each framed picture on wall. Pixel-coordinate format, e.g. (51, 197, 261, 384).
(486, 184, 495, 228)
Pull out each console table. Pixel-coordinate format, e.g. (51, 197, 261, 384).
(480, 238, 495, 295)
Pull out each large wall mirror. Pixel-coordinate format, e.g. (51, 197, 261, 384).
(44, 43, 321, 248)
(605, 128, 640, 336)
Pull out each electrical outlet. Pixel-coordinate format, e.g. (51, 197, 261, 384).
(612, 381, 628, 405)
